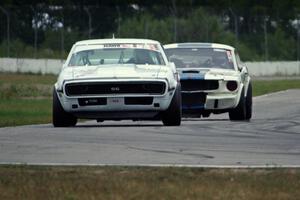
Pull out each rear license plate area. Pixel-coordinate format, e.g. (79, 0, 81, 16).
(182, 92, 206, 107)
(78, 98, 107, 106)
(107, 97, 124, 105)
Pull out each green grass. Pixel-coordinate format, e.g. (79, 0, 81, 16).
(0, 73, 300, 127)
(0, 99, 52, 127)
(0, 73, 56, 85)
(252, 79, 300, 96)
(0, 166, 299, 200)
(0, 84, 52, 99)
(0, 73, 55, 127)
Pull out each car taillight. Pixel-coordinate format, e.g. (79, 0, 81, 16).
(226, 81, 238, 91)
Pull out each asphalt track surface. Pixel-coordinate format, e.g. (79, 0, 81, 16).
(0, 89, 300, 167)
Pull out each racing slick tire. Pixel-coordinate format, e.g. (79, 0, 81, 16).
(52, 88, 77, 127)
(229, 88, 246, 121)
(202, 112, 211, 118)
(245, 83, 252, 120)
(162, 87, 182, 126)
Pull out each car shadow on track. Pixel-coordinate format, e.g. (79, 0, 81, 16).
(75, 119, 230, 127)
(75, 124, 164, 128)
(47, 119, 231, 128)
(182, 118, 229, 122)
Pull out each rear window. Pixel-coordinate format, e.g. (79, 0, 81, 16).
(165, 48, 234, 69)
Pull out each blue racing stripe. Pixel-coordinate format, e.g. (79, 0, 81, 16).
(182, 105, 205, 109)
(180, 72, 205, 80)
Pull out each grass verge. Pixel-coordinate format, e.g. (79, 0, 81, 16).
(0, 72, 56, 85)
(0, 99, 52, 127)
(252, 79, 300, 96)
(0, 73, 300, 127)
(0, 73, 54, 127)
(0, 165, 299, 200)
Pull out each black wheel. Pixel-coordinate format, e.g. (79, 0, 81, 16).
(245, 82, 252, 120)
(162, 86, 182, 126)
(202, 112, 210, 118)
(52, 88, 77, 127)
(229, 88, 246, 121)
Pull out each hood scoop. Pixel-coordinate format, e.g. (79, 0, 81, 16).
(182, 70, 199, 73)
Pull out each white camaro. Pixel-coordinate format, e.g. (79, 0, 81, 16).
(53, 38, 181, 127)
(164, 43, 252, 120)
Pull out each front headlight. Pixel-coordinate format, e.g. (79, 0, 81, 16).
(226, 81, 238, 91)
(174, 72, 180, 82)
(165, 78, 176, 91)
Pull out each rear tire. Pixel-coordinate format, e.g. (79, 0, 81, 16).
(162, 87, 182, 126)
(52, 88, 77, 127)
(245, 83, 252, 120)
(202, 112, 210, 118)
(229, 88, 246, 121)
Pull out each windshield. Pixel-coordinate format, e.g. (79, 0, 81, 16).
(165, 48, 234, 69)
(68, 44, 165, 66)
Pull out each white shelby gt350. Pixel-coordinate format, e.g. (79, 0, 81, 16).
(164, 43, 252, 120)
(53, 39, 181, 127)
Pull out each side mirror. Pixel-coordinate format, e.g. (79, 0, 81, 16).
(169, 62, 180, 82)
(241, 66, 248, 75)
(238, 64, 244, 72)
(62, 62, 67, 68)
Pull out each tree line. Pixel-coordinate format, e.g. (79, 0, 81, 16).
(1, 0, 300, 61)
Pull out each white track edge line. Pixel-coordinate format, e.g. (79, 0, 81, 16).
(1, 162, 300, 168)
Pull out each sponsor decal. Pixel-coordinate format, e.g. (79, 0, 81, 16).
(102, 43, 159, 51)
(147, 44, 159, 51)
(104, 44, 121, 48)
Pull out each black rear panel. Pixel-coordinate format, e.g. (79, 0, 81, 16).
(124, 97, 153, 105)
(181, 80, 219, 91)
(65, 82, 166, 96)
(182, 92, 207, 108)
